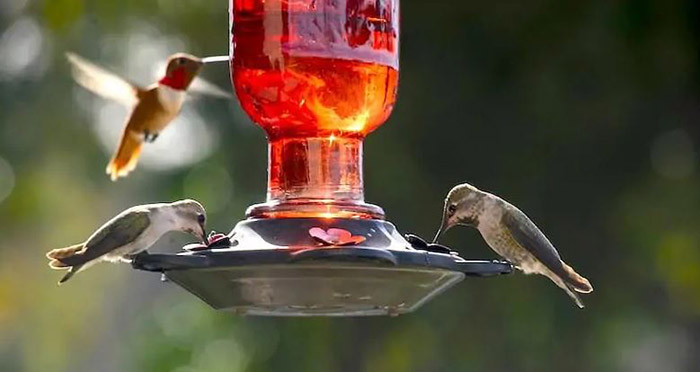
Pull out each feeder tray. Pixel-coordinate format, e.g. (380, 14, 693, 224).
(133, 218, 512, 316)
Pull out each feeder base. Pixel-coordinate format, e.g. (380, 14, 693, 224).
(132, 218, 512, 316)
(166, 264, 463, 316)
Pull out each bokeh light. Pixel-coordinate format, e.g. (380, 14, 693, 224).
(0, 17, 48, 81)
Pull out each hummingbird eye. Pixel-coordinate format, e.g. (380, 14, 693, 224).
(447, 204, 457, 215)
(197, 213, 205, 224)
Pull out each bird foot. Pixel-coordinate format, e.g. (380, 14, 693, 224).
(143, 132, 159, 143)
(126, 250, 151, 263)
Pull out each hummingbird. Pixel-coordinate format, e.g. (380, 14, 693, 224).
(46, 199, 207, 284)
(66, 52, 229, 181)
(433, 183, 593, 308)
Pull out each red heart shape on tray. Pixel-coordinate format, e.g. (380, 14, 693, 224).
(207, 233, 229, 246)
(308, 227, 366, 246)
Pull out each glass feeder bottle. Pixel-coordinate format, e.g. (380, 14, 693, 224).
(230, 0, 399, 219)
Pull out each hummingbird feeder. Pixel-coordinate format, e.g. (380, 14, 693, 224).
(133, 0, 511, 316)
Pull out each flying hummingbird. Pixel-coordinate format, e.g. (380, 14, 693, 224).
(433, 183, 593, 308)
(46, 199, 207, 284)
(66, 52, 229, 181)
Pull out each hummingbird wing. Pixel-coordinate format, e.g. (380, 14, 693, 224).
(188, 77, 232, 99)
(60, 208, 152, 265)
(66, 52, 144, 107)
(501, 205, 592, 293)
(501, 205, 562, 267)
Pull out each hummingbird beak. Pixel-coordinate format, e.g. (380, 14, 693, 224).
(432, 215, 453, 243)
(201, 55, 229, 64)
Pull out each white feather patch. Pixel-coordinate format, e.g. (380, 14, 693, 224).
(157, 85, 186, 112)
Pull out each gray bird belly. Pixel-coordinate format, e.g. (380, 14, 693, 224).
(483, 228, 531, 265)
(102, 226, 162, 262)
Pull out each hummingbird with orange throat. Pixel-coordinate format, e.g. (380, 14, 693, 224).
(66, 52, 229, 181)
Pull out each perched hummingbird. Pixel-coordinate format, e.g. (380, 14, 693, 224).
(66, 52, 228, 181)
(433, 183, 593, 308)
(46, 199, 207, 284)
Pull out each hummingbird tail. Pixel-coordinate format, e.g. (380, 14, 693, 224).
(563, 284, 585, 309)
(46, 243, 92, 268)
(49, 259, 68, 269)
(46, 244, 84, 262)
(47, 244, 90, 284)
(58, 264, 83, 285)
(562, 263, 593, 293)
(543, 267, 589, 308)
(106, 130, 143, 181)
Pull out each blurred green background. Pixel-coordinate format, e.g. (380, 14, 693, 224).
(1, 0, 699, 371)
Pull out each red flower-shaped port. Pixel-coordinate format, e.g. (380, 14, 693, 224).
(183, 232, 231, 252)
(308, 227, 366, 246)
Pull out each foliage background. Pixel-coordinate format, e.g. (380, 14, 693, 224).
(1, 0, 699, 371)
